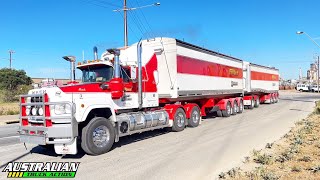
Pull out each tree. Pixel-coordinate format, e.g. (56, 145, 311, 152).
(0, 68, 32, 90)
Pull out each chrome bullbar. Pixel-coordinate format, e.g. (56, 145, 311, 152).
(19, 93, 77, 145)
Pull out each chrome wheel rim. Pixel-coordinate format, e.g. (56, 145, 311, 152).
(176, 113, 185, 127)
(227, 104, 231, 115)
(192, 110, 200, 124)
(93, 125, 110, 148)
(234, 103, 238, 113)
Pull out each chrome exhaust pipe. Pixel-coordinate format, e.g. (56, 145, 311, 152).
(93, 46, 98, 60)
(137, 40, 143, 109)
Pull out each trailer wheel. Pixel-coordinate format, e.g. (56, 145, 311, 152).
(238, 99, 244, 113)
(232, 100, 238, 115)
(222, 101, 232, 117)
(187, 106, 201, 127)
(216, 110, 222, 117)
(270, 95, 274, 104)
(171, 108, 186, 132)
(254, 97, 260, 108)
(81, 117, 115, 155)
(248, 98, 254, 109)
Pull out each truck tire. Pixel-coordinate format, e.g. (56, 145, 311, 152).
(171, 108, 186, 132)
(81, 117, 115, 155)
(231, 100, 238, 115)
(238, 99, 244, 113)
(248, 98, 254, 109)
(216, 110, 222, 117)
(254, 97, 260, 108)
(270, 95, 275, 104)
(187, 106, 201, 127)
(222, 101, 232, 117)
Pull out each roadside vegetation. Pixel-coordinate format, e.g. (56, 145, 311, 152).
(0, 68, 32, 115)
(219, 101, 320, 180)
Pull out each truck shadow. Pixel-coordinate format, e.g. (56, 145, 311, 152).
(112, 129, 170, 149)
(8, 129, 171, 159)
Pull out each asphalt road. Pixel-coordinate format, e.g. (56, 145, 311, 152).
(0, 91, 319, 180)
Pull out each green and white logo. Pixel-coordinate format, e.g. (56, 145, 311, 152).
(2, 162, 80, 178)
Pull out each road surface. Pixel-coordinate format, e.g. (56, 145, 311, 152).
(0, 91, 319, 180)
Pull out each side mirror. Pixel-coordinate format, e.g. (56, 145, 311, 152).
(100, 83, 109, 90)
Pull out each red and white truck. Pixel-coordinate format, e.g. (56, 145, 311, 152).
(19, 37, 279, 155)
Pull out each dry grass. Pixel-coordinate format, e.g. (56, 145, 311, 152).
(0, 102, 19, 115)
(220, 101, 320, 180)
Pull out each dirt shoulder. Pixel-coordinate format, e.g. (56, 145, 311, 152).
(219, 101, 320, 180)
(0, 102, 19, 115)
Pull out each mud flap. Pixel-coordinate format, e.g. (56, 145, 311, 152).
(54, 138, 77, 155)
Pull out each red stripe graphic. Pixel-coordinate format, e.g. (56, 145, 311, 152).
(251, 71, 279, 81)
(177, 55, 243, 79)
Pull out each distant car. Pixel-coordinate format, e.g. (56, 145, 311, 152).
(311, 85, 320, 92)
(296, 84, 310, 92)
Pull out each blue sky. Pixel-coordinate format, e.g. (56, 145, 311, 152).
(1, 0, 320, 79)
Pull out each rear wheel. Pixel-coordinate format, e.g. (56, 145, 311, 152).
(270, 95, 274, 104)
(222, 101, 232, 117)
(216, 110, 222, 117)
(238, 99, 244, 113)
(232, 100, 238, 115)
(81, 117, 115, 155)
(254, 97, 260, 108)
(171, 108, 186, 132)
(248, 98, 254, 109)
(187, 106, 201, 127)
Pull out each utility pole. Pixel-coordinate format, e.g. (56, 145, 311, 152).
(124, 0, 128, 47)
(113, 2, 160, 47)
(317, 56, 320, 93)
(8, 50, 15, 69)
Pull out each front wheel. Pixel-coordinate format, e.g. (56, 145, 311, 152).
(81, 117, 115, 155)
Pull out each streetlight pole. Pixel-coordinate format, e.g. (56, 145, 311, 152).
(114, 2, 160, 47)
(296, 31, 320, 93)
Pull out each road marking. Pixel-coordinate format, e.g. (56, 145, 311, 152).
(0, 135, 19, 140)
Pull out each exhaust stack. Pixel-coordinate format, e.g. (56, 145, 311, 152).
(62, 56, 76, 81)
(107, 49, 120, 78)
(137, 40, 143, 109)
(93, 46, 98, 60)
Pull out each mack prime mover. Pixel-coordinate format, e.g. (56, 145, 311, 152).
(19, 37, 279, 155)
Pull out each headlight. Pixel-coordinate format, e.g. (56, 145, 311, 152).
(31, 107, 38, 116)
(54, 105, 66, 115)
(25, 107, 31, 116)
(38, 107, 44, 116)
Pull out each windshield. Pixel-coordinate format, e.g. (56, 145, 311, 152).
(81, 65, 114, 83)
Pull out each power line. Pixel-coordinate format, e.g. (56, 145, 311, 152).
(117, 11, 140, 41)
(134, 0, 155, 37)
(127, 1, 150, 38)
(79, 0, 121, 9)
